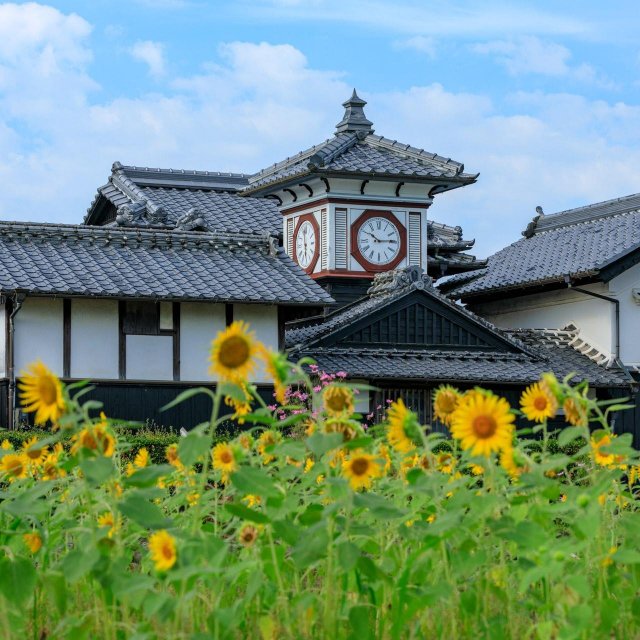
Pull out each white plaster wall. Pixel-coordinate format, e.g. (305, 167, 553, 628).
(126, 335, 173, 381)
(180, 302, 226, 382)
(609, 262, 640, 365)
(71, 299, 119, 379)
(352, 379, 370, 415)
(14, 298, 64, 376)
(474, 285, 614, 357)
(234, 304, 279, 383)
(0, 304, 5, 378)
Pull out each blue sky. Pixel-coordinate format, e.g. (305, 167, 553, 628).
(1, 1, 640, 256)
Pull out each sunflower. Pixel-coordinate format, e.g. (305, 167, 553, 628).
(18, 361, 66, 426)
(500, 447, 530, 479)
(21, 436, 48, 466)
(449, 392, 515, 457)
(149, 530, 177, 571)
(341, 450, 383, 491)
(520, 382, 558, 423)
(386, 399, 419, 453)
(256, 430, 281, 464)
(186, 492, 200, 507)
(1, 439, 12, 450)
(469, 463, 485, 476)
(563, 396, 588, 427)
(591, 432, 626, 469)
(224, 382, 254, 425)
(323, 385, 355, 417)
(237, 432, 254, 450)
(264, 349, 290, 405)
(303, 458, 315, 473)
(211, 442, 237, 481)
(209, 321, 259, 383)
(1, 453, 29, 481)
(324, 417, 359, 442)
(23, 532, 42, 554)
(41, 453, 66, 481)
(433, 385, 461, 426)
(377, 444, 392, 474)
(436, 452, 456, 475)
(98, 512, 120, 538)
(165, 443, 183, 470)
(242, 494, 261, 508)
(72, 424, 115, 458)
(238, 524, 260, 548)
(134, 448, 149, 469)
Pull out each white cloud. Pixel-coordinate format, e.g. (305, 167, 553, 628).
(1, 3, 640, 261)
(394, 35, 436, 58)
(129, 40, 166, 77)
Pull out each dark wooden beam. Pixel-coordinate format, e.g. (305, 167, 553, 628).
(225, 303, 234, 327)
(63, 299, 71, 378)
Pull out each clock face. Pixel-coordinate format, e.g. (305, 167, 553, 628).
(295, 219, 317, 270)
(356, 216, 401, 266)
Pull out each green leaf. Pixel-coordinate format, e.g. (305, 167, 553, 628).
(218, 382, 250, 403)
(613, 548, 640, 564)
(271, 519, 299, 545)
(161, 387, 214, 412)
(225, 503, 270, 524)
(337, 541, 361, 572)
(348, 605, 375, 640)
(79, 456, 115, 486)
(111, 574, 156, 599)
(125, 465, 174, 488)
(60, 547, 100, 584)
(43, 571, 67, 614)
(0, 556, 36, 606)
(230, 467, 279, 498)
(178, 430, 210, 467)
(298, 504, 325, 527)
(305, 432, 344, 458)
(119, 493, 173, 530)
(558, 426, 584, 447)
(291, 526, 329, 569)
(353, 493, 406, 520)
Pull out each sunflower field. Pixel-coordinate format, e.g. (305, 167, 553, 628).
(0, 321, 639, 639)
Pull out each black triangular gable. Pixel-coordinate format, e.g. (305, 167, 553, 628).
(312, 289, 522, 352)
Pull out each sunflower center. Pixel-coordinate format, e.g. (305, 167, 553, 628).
(438, 393, 457, 414)
(8, 459, 23, 475)
(162, 544, 173, 560)
(325, 390, 351, 413)
(218, 336, 250, 369)
(351, 458, 370, 476)
(38, 377, 58, 405)
(472, 415, 497, 439)
(220, 450, 233, 464)
(26, 447, 42, 460)
(82, 432, 98, 450)
(533, 396, 548, 411)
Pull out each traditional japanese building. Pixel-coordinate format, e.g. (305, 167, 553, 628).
(0, 91, 633, 430)
(441, 194, 640, 440)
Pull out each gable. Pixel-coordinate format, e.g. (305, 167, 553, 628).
(314, 290, 519, 352)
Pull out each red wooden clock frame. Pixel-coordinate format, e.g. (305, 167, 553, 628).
(351, 210, 407, 272)
(293, 213, 320, 273)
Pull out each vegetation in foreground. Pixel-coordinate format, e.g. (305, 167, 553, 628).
(0, 322, 638, 639)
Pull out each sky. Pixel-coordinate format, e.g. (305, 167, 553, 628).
(1, 1, 640, 257)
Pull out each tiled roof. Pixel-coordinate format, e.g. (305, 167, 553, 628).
(441, 196, 640, 299)
(286, 266, 536, 356)
(86, 163, 281, 236)
(0, 221, 334, 305)
(244, 133, 476, 193)
(295, 326, 631, 388)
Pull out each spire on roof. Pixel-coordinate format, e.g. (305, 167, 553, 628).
(335, 89, 374, 135)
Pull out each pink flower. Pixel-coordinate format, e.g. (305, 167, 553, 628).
(385, 399, 393, 404)
(336, 371, 347, 378)
(309, 364, 319, 372)
(267, 404, 277, 411)
(313, 385, 322, 392)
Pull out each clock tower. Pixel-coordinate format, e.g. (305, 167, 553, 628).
(242, 91, 484, 306)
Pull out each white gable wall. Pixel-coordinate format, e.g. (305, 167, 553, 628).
(14, 298, 64, 376)
(234, 304, 278, 383)
(474, 283, 615, 358)
(180, 302, 226, 382)
(0, 304, 5, 378)
(610, 262, 640, 366)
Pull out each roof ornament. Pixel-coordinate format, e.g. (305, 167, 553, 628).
(367, 265, 433, 298)
(175, 208, 207, 232)
(146, 202, 168, 225)
(115, 202, 147, 227)
(522, 205, 545, 238)
(334, 89, 374, 136)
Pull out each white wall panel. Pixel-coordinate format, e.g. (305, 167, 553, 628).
(15, 298, 64, 376)
(234, 304, 278, 383)
(71, 299, 119, 379)
(126, 335, 173, 381)
(180, 302, 226, 382)
(610, 262, 640, 365)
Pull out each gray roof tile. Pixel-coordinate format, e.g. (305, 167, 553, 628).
(0, 221, 333, 305)
(441, 199, 640, 299)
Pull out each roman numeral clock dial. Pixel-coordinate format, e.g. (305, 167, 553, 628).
(355, 215, 402, 268)
(294, 219, 318, 272)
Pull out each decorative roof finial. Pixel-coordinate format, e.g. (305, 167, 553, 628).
(335, 89, 374, 135)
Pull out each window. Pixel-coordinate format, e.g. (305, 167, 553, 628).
(122, 301, 173, 335)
